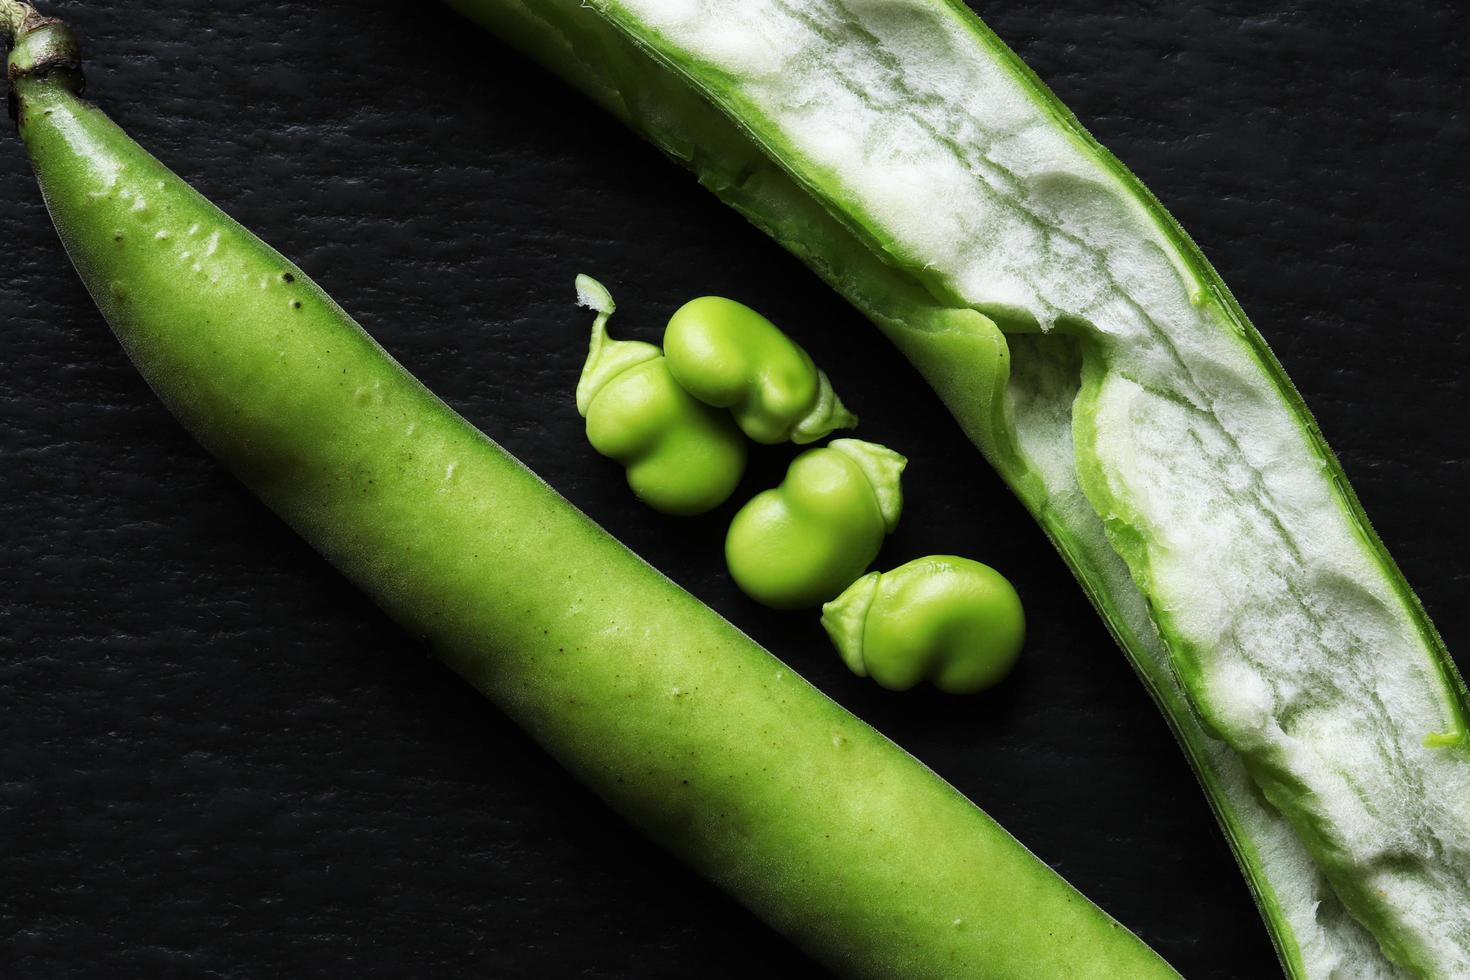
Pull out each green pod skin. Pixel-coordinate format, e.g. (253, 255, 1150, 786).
(574, 275, 746, 516)
(663, 294, 856, 444)
(823, 557, 1025, 695)
(2, 11, 1179, 980)
(726, 438, 905, 610)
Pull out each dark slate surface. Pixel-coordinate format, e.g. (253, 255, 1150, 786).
(1, 1, 1465, 976)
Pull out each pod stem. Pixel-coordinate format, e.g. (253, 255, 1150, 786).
(4, 0, 83, 125)
(1, 1, 43, 45)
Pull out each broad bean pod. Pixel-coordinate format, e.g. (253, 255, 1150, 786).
(823, 556, 1024, 695)
(575, 275, 745, 516)
(726, 438, 904, 609)
(664, 294, 856, 444)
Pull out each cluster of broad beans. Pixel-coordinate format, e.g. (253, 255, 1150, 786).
(574, 275, 1024, 695)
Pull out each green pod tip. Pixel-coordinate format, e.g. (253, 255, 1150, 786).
(4, 2, 84, 124)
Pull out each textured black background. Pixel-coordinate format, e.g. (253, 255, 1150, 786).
(2, 1, 1466, 977)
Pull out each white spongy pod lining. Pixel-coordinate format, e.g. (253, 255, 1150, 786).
(1085, 344, 1470, 971)
(600, 0, 1470, 973)
(1006, 337, 1409, 980)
